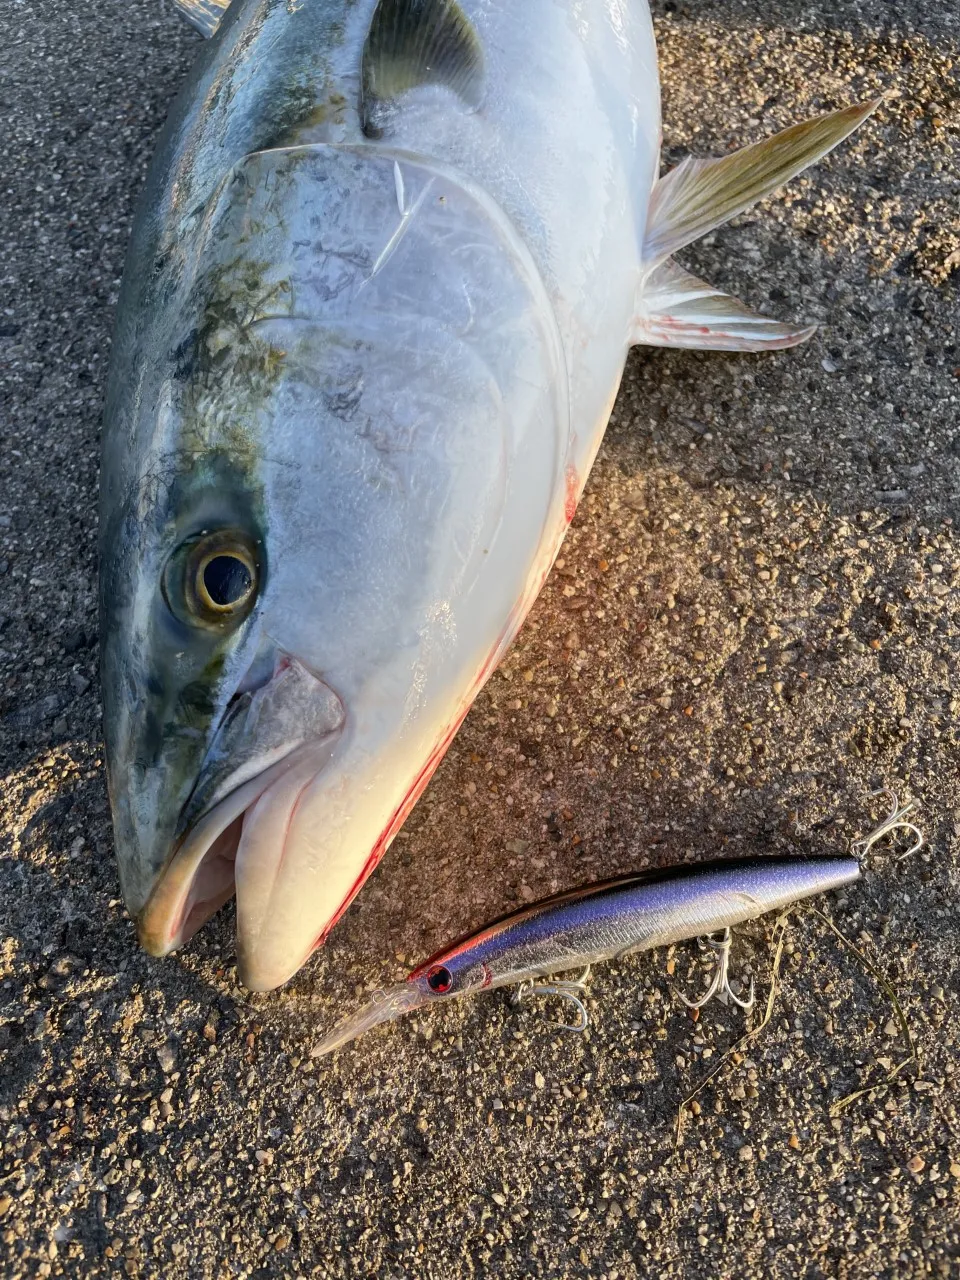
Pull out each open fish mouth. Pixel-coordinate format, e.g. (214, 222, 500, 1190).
(136, 655, 346, 987)
(129, 638, 491, 991)
(136, 739, 337, 960)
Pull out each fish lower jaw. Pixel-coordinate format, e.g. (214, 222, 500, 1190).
(135, 741, 332, 960)
(234, 940, 317, 993)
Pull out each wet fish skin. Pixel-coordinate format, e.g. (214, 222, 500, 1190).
(311, 855, 861, 1055)
(100, 0, 658, 989)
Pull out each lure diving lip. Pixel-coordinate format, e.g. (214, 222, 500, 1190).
(311, 855, 860, 1057)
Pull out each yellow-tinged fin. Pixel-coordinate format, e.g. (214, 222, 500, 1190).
(173, 0, 231, 38)
(643, 99, 882, 267)
(361, 0, 485, 136)
(633, 260, 816, 353)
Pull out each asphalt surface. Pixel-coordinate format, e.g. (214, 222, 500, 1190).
(1, 0, 959, 1276)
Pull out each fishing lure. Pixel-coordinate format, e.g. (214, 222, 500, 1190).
(311, 855, 861, 1057)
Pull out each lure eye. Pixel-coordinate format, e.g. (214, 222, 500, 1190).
(165, 529, 262, 630)
(426, 965, 452, 994)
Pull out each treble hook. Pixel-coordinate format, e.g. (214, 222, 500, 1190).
(852, 788, 924, 861)
(512, 966, 592, 1033)
(678, 928, 755, 1012)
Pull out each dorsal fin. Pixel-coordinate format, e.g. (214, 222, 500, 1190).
(361, 0, 485, 135)
(173, 0, 232, 39)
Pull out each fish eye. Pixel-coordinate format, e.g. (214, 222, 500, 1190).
(426, 964, 452, 994)
(198, 551, 254, 611)
(165, 529, 262, 629)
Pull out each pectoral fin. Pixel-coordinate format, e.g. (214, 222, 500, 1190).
(633, 260, 815, 353)
(361, 0, 485, 135)
(644, 99, 881, 267)
(173, 0, 231, 38)
(636, 98, 881, 352)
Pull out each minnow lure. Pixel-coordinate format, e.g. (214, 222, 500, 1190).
(311, 856, 860, 1057)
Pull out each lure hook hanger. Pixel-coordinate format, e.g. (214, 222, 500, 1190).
(678, 927, 755, 1012)
(511, 965, 592, 1033)
(852, 788, 923, 861)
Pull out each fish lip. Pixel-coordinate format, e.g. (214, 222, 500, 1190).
(135, 742, 315, 958)
(136, 653, 346, 960)
(230, 741, 340, 992)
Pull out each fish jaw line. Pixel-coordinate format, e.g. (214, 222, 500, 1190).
(134, 651, 345, 958)
(231, 736, 343, 991)
(232, 689, 482, 992)
(136, 742, 329, 958)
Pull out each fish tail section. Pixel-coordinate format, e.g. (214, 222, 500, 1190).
(634, 98, 881, 352)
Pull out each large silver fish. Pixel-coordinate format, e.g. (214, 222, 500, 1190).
(100, 0, 877, 990)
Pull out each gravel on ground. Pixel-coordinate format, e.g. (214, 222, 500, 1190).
(1, 0, 958, 1275)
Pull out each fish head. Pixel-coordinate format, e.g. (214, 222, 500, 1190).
(99, 437, 347, 943)
(100, 142, 569, 990)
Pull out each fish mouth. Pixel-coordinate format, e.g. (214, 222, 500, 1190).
(133, 649, 480, 991)
(136, 654, 345, 987)
(136, 738, 338, 964)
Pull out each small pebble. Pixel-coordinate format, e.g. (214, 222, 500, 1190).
(156, 1044, 177, 1074)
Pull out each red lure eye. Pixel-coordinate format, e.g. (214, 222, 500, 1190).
(426, 964, 452, 994)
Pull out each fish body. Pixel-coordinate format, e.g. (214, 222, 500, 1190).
(101, 0, 877, 989)
(312, 855, 861, 1054)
